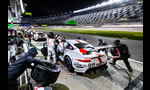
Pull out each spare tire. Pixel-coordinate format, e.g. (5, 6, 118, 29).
(41, 42, 48, 56)
(41, 47, 47, 56)
(31, 62, 60, 84)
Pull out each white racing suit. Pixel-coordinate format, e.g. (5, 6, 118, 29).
(57, 41, 68, 55)
(47, 38, 56, 64)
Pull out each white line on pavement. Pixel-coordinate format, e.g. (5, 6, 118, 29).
(128, 58, 143, 65)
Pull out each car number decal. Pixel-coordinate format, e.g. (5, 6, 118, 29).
(88, 63, 96, 68)
(88, 58, 100, 68)
(91, 59, 99, 64)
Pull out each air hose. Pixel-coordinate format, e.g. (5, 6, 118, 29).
(115, 64, 131, 90)
(24, 39, 41, 51)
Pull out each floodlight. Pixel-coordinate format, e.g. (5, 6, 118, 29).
(73, 0, 124, 13)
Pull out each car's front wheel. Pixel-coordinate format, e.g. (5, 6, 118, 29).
(64, 56, 74, 72)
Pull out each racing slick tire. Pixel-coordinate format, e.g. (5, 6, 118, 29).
(41, 47, 48, 57)
(31, 62, 60, 85)
(64, 56, 74, 72)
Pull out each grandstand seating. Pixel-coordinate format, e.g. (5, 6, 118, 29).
(65, 4, 143, 25)
(21, 1, 143, 25)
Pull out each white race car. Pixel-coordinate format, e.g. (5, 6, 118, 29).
(57, 39, 108, 73)
(33, 32, 47, 41)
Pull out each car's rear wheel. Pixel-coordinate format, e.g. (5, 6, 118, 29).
(64, 56, 74, 72)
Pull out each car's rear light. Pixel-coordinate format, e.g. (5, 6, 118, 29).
(75, 58, 91, 62)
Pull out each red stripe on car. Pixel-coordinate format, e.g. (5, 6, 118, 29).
(75, 40, 81, 43)
(75, 58, 91, 62)
(98, 57, 102, 63)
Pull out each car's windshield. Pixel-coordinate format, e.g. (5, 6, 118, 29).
(74, 43, 94, 49)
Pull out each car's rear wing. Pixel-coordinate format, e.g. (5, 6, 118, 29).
(95, 45, 115, 50)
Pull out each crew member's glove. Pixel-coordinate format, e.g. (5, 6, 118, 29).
(26, 56, 45, 68)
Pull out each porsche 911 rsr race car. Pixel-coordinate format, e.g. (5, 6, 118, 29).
(57, 39, 108, 73)
(41, 39, 108, 73)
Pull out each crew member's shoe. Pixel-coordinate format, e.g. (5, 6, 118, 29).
(109, 61, 115, 65)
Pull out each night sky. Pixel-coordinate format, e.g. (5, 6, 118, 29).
(22, 0, 108, 17)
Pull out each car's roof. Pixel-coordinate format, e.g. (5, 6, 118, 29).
(66, 39, 88, 45)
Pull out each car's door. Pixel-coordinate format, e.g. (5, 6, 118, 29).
(65, 43, 74, 52)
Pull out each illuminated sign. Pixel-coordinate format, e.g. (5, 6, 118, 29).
(67, 20, 77, 25)
(25, 12, 32, 16)
(8, 24, 12, 28)
(41, 24, 47, 26)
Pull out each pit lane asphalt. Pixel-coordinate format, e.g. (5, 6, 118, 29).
(32, 29, 143, 62)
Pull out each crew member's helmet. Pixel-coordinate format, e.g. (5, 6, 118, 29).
(98, 39, 107, 46)
(61, 36, 65, 41)
(55, 35, 60, 39)
(113, 40, 120, 45)
(48, 32, 55, 38)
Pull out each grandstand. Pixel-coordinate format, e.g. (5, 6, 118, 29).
(21, 13, 72, 25)
(66, 0, 143, 26)
(21, 0, 143, 26)
(66, 3, 143, 25)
